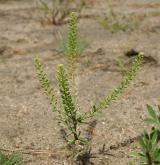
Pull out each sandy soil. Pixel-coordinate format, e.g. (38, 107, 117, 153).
(0, 0, 160, 164)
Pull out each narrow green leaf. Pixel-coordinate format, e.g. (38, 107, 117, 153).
(147, 104, 157, 120)
(139, 137, 146, 151)
(130, 151, 141, 157)
(155, 149, 160, 162)
(144, 118, 156, 125)
(151, 130, 158, 144)
(39, 0, 50, 11)
(156, 121, 160, 129)
(139, 156, 147, 164)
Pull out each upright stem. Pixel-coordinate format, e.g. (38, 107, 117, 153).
(146, 152, 152, 165)
(73, 124, 78, 141)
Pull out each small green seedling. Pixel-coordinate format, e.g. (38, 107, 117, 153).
(0, 152, 23, 165)
(130, 104, 160, 165)
(144, 104, 160, 130)
(99, 6, 139, 33)
(131, 130, 160, 165)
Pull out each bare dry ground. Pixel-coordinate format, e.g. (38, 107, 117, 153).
(0, 0, 160, 164)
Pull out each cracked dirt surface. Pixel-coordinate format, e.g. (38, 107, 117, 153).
(0, 0, 160, 164)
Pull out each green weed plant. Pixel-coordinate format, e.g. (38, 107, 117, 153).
(99, 6, 138, 33)
(34, 12, 144, 148)
(130, 104, 160, 165)
(0, 152, 23, 165)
